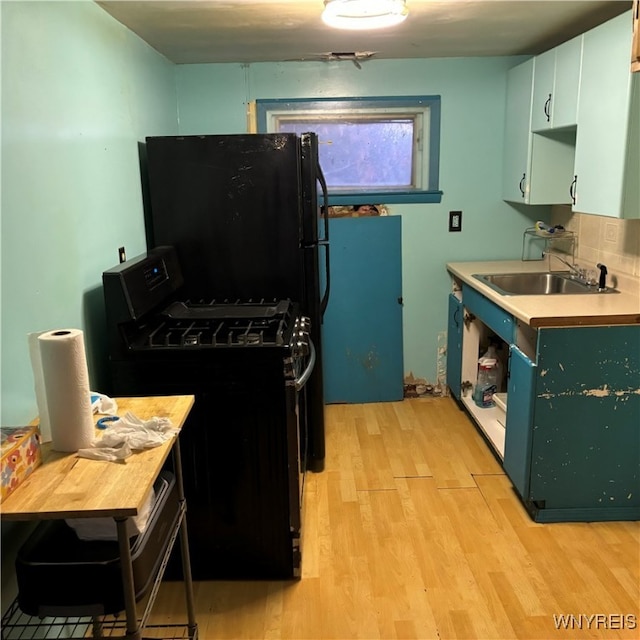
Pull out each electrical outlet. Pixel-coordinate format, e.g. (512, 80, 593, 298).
(118, 246, 126, 263)
(449, 210, 462, 232)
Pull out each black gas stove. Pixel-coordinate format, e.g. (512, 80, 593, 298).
(102, 247, 312, 579)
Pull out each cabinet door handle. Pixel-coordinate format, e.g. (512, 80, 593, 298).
(519, 173, 526, 198)
(544, 94, 552, 122)
(569, 175, 577, 205)
(453, 306, 461, 328)
(463, 311, 476, 329)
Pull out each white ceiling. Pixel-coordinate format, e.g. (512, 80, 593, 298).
(96, 0, 632, 65)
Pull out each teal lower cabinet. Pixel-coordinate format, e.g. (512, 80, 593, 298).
(502, 345, 536, 500)
(511, 325, 640, 522)
(448, 284, 640, 522)
(446, 294, 463, 400)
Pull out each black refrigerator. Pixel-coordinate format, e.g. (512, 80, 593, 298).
(143, 132, 329, 472)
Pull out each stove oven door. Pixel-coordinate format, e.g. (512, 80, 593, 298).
(108, 337, 316, 580)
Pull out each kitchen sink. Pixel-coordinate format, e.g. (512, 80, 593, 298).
(472, 272, 619, 296)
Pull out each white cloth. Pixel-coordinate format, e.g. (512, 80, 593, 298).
(77, 412, 177, 461)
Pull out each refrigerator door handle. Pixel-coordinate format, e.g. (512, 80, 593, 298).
(319, 239, 330, 318)
(317, 162, 330, 245)
(316, 162, 330, 317)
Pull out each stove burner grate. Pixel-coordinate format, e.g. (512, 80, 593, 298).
(140, 299, 295, 349)
(237, 332, 262, 346)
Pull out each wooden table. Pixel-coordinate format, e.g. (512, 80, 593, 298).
(0, 395, 198, 639)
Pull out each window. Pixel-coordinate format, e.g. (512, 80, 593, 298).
(255, 96, 442, 205)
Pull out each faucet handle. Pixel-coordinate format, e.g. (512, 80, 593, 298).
(584, 269, 598, 286)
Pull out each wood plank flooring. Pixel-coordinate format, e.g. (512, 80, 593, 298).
(150, 398, 640, 639)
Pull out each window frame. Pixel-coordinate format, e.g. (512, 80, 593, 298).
(255, 96, 442, 205)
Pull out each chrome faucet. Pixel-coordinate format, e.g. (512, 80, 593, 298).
(543, 251, 588, 283)
(543, 251, 610, 290)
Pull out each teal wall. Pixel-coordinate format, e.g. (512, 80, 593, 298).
(1, 1, 177, 427)
(175, 58, 541, 383)
(0, 0, 177, 606)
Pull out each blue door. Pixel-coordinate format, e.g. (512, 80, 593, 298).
(321, 216, 404, 404)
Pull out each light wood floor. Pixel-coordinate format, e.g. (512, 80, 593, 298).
(151, 398, 640, 639)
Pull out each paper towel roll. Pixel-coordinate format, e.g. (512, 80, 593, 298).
(28, 331, 52, 443)
(37, 329, 95, 452)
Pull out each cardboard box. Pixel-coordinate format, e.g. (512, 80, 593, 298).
(1, 425, 42, 502)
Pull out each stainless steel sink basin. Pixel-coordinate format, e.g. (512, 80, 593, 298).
(472, 272, 618, 296)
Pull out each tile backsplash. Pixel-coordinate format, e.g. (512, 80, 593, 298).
(551, 206, 640, 278)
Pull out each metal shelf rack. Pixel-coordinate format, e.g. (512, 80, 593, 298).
(1, 486, 197, 640)
(1, 597, 195, 639)
(521, 227, 576, 262)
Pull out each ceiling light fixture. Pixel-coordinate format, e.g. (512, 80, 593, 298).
(322, 0, 409, 30)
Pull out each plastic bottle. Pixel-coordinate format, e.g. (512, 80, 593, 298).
(535, 220, 555, 234)
(473, 357, 499, 408)
(483, 343, 503, 392)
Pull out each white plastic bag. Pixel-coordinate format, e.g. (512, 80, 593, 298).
(90, 392, 118, 415)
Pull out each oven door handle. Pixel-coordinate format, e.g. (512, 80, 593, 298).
(295, 339, 316, 392)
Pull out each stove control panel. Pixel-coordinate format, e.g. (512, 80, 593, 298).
(143, 258, 169, 290)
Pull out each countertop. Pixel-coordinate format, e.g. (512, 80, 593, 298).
(446, 260, 640, 328)
(0, 395, 195, 521)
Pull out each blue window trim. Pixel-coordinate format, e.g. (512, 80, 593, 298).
(256, 96, 442, 205)
(325, 190, 443, 206)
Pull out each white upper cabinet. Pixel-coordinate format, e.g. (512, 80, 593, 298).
(573, 10, 639, 218)
(503, 59, 534, 202)
(503, 58, 576, 205)
(502, 10, 639, 218)
(530, 49, 555, 131)
(531, 35, 583, 131)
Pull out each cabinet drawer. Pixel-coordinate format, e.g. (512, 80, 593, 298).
(462, 285, 515, 344)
